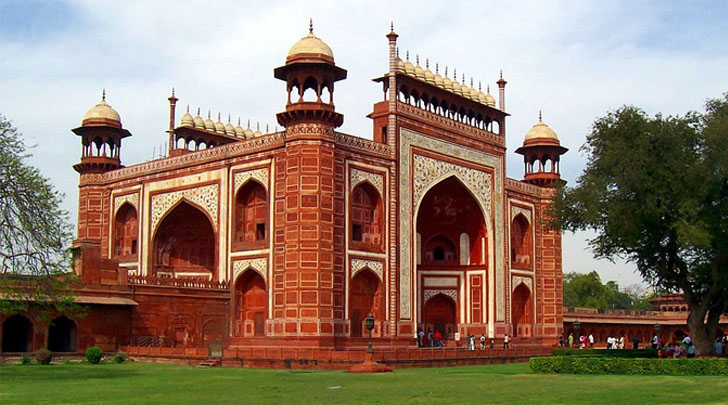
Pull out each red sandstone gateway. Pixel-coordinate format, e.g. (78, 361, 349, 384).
(0, 24, 573, 366)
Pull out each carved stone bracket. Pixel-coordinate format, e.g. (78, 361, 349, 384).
(151, 184, 219, 232)
(232, 257, 268, 284)
(423, 289, 458, 304)
(511, 205, 532, 223)
(350, 258, 383, 281)
(350, 168, 384, 197)
(113, 192, 139, 215)
(412, 154, 491, 215)
(234, 167, 270, 194)
(512, 275, 533, 292)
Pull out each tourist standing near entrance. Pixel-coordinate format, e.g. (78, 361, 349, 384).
(417, 329, 424, 347)
(434, 330, 443, 348)
(652, 334, 659, 349)
(480, 334, 486, 350)
(428, 329, 434, 347)
(454, 331, 461, 348)
(503, 334, 511, 349)
(632, 336, 640, 350)
(588, 333, 594, 348)
(568, 333, 574, 348)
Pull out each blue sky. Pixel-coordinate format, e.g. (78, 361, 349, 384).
(1, 0, 726, 289)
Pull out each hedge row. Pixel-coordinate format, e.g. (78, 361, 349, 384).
(552, 348, 658, 358)
(530, 356, 728, 375)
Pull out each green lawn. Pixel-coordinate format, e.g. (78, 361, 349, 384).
(1, 361, 727, 404)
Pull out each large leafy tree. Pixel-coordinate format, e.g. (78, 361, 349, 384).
(563, 271, 652, 310)
(553, 94, 728, 355)
(0, 115, 77, 317)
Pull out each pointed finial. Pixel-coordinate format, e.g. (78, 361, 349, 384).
(416, 54, 419, 65)
(478, 81, 482, 91)
(237, 117, 241, 125)
(406, 50, 410, 60)
(539, 110, 542, 121)
(390, 21, 394, 32)
(487, 84, 491, 94)
(396, 47, 400, 57)
(102, 89, 106, 101)
(247, 119, 251, 128)
(499, 69, 503, 79)
(453, 68, 457, 78)
(256, 122, 260, 130)
(309, 18, 313, 33)
(266, 124, 269, 132)
(186, 105, 190, 113)
(217, 112, 221, 121)
(196, 107, 201, 116)
(436, 63, 439, 73)
(470, 77, 474, 87)
(207, 110, 211, 119)
(445, 66, 448, 77)
(462, 73, 465, 84)
(171, 87, 175, 97)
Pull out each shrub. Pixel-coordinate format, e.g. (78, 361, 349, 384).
(35, 349, 52, 365)
(530, 356, 728, 375)
(85, 346, 104, 364)
(19, 353, 31, 364)
(114, 353, 128, 363)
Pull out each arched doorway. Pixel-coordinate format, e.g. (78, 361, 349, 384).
(153, 201, 216, 278)
(2, 315, 33, 352)
(349, 269, 382, 337)
(234, 270, 266, 337)
(48, 316, 77, 352)
(113, 203, 138, 259)
(416, 176, 487, 327)
(423, 294, 456, 338)
(233, 181, 268, 250)
(511, 283, 532, 337)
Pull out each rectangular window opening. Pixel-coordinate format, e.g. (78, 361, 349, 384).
(352, 224, 362, 242)
(256, 223, 266, 241)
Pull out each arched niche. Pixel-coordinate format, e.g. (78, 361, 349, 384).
(1, 315, 33, 352)
(48, 316, 77, 352)
(510, 214, 531, 268)
(511, 282, 532, 338)
(233, 270, 266, 337)
(350, 182, 383, 251)
(233, 180, 268, 250)
(423, 293, 457, 338)
(349, 268, 382, 337)
(153, 201, 216, 279)
(113, 203, 138, 259)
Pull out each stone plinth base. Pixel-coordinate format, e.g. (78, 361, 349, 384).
(347, 352, 393, 373)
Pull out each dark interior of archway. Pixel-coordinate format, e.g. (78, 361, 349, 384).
(153, 202, 215, 278)
(234, 181, 268, 250)
(114, 203, 138, 258)
(417, 176, 486, 266)
(511, 284, 532, 337)
(235, 271, 266, 337)
(2, 315, 32, 352)
(349, 269, 382, 337)
(510, 214, 531, 268)
(48, 316, 76, 352)
(423, 294, 456, 337)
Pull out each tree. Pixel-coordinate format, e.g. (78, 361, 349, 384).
(552, 94, 728, 355)
(563, 271, 652, 310)
(0, 115, 77, 317)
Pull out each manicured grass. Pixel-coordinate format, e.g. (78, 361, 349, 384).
(1, 361, 727, 404)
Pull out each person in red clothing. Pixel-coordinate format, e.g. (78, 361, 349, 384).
(434, 330, 443, 348)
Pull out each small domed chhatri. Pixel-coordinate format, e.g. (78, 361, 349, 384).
(82, 90, 121, 128)
(524, 111, 560, 144)
(286, 19, 335, 64)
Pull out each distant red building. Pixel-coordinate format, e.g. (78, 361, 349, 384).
(1, 26, 570, 361)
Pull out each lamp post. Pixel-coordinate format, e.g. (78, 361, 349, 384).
(572, 321, 581, 336)
(366, 314, 375, 353)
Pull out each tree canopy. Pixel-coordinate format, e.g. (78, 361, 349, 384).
(0, 115, 76, 316)
(552, 94, 728, 355)
(563, 271, 652, 311)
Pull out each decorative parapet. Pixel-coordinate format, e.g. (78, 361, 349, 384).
(397, 102, 504, 147)
(128, 274, 230, 290)
(333, 132, 392, 156)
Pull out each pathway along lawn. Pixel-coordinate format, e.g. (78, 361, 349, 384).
(1, 362, 726, 404)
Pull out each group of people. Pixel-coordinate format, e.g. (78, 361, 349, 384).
(558, 330, 728, 358)
(560, 333, 640, 350)
(416, 329, 511, 349)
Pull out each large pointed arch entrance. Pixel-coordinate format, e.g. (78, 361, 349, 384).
(234, 270, 267, 337)
(153, 201, 216, 279)
(416, 175, 488, 332)
(512, 282, 533, 337)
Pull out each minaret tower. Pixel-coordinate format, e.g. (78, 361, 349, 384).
(71, 91, 131, 261)
(269, 22, 348, 344)
(274, 20, 347, 134)
(515, 111, 568, 187)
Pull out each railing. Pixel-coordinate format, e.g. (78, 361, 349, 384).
(128, 274, 230, 290)
(130, 336, 176, 348)
(565, 307, 665, 317)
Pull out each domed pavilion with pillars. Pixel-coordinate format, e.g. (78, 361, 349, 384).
(0, 23, 571, 365)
